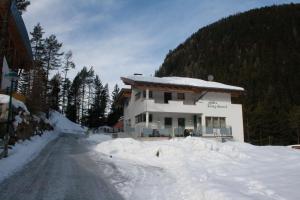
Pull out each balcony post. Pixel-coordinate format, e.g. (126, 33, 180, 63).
(146, 88, 149, 100)
(146, 111, 149, 128)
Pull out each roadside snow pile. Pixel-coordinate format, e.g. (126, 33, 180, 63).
(0, 131, 58, 183)
(86, 134, 112, 145)
(95, 137, 300, 200)
(0, 94, 29, 113)
(49, 111, 86, 134)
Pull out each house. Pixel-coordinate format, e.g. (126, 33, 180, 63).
(113, 117, 124, 132)
(0, 0, 32, 94)
(117, 75, 245, 142)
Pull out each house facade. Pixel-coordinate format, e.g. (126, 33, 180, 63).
(118, 75, 244, 142)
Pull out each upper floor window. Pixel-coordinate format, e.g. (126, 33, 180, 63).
(135, 91, 141, 101)
(177, 93, 185, 100)
(164, 92, 172, 103)
(143, 90, 153, 99)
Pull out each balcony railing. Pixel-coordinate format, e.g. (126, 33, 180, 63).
(124, 126, 232, 138)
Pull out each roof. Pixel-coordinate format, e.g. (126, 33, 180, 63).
(121, 75, 244, 92)
(10, 1, 32, 59)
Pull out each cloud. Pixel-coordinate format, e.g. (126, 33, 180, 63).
(23, 0, 300, 93)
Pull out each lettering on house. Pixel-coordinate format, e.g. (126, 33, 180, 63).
(117, 75, 245, 142)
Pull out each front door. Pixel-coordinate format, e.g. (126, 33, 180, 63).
(177, 118, 185, 136)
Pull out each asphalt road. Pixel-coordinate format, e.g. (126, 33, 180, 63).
(0, 134, 124, 200)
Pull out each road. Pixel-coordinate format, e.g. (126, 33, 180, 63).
(0, 134, 124, 200)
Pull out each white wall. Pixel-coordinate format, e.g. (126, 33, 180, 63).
(123, 88, 244, 142)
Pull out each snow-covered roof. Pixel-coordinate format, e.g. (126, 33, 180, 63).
(122, 75, 244, 92)
(0, 94, 29, 113)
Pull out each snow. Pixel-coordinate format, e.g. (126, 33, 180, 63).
(86, 134, 112, 145)
(49, 111, 86, 134)
(94, 137, 300, 200)
(0, 131, 58, 183)
(123, 75, 244, 91)
(0, 111, 87, 183)
(0, 94, 29, 113)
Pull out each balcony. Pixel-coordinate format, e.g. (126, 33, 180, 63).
(124, 126, 232, 138)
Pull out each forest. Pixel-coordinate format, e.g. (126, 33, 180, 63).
(14, 0, 122, 129)
(155, 4, 300, 145)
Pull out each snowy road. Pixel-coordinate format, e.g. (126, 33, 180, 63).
(0, 134, 124, 200)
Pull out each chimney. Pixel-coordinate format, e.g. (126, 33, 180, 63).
(208, 75, 214, 81)
(134, 73, 143, 76)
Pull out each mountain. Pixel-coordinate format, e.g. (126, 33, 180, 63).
(155, 4, 300, 145)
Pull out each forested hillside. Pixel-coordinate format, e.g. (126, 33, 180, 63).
(155, 4, 300, 145)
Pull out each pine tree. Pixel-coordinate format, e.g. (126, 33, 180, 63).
(107, 84, 122, 126)
(43, 34, 63, 111)
(66, 73, 82, 123)
(87, 75, 103, 128)
(49, 73, 62, 111)
(99, 84, 109, 125)
(16, 0, 30, 13)
(26, 23, 47, 113)
(62, 50, 75, 113)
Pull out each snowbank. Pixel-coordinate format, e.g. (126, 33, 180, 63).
(49, 111, 86, 134)
(0, 94, 29, 113)
(0, 131, 58, 183)
(95, 137, 300, 200)
(86, 134, 112, 145)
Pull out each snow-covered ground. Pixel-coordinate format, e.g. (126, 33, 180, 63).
(0, 131, 58, 183)
(0, 111, 86, 183)
(92, 137, 300, 200)
(49, 111, 87, 134)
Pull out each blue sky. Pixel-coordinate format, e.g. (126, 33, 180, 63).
(23, 0, 300, 91)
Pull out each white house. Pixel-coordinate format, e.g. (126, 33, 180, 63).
(117, 75, 245, 142)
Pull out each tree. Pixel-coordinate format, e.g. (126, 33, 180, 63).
(30, 23, 45, 61)
(99, 84, 109, 125)
(107, 84, 122, 126)
(87, 75, 103, 128)
(62, 50, 75, 113)
(49, 73, 62, 111)
(26, 23, 47, 113)
(43, 34, 63, 111)
(66, 73, 82, 123)
(289, 106, 300, 144)
(16, 0, 30, 14)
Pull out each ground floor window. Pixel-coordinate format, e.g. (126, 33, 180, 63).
(164, 117, 172, 128)
(135, 113, 153, 124)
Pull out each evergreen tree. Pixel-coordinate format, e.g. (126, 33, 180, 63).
(49, 73, 62, 111)
(16, 0, 30, 14)
(99, 84, 109, 125)
(87, 75, 103, 128)
(43, 34, 63, 111)
(66, 73, 82, 123)
(62, 50, 75, 113)
(107, 84, 122, 126)
(30, 23, 45, 62)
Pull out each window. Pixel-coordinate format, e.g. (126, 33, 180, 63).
(206, 117, 226, 128)
(164, 117, 172, 127)
(206, 117, 213, 128)
(135, 113, 152, 124)
(149, 114, 153, 122)
(149, 91, 153, 99)
(177, 93, 185, 100)
(143, 90, 153, 99)
(135, 91, 141, 101)
(164, 92, 172, 103)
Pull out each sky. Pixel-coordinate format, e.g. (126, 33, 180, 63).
(23, 0, 300, 92)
